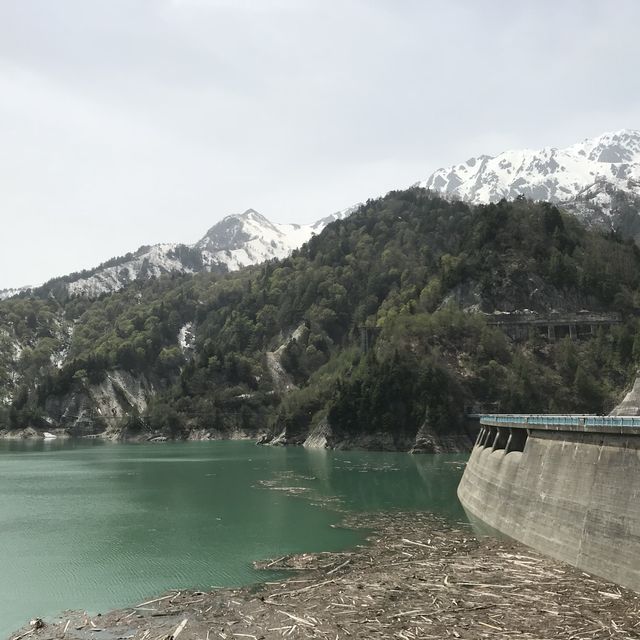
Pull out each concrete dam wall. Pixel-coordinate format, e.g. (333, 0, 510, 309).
(458, 415, 640, 592)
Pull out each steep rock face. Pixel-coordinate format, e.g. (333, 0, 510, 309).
(328, 430, 417, 452)
(609, 375, 640, 416)
(297, 418, 473, 453)
(439, 273, 602, 315)
(420, 130, 640, 210)
(44, 369, 156, 434)
(409, 421, 474, 453)
(563, 184, 640, 242)
(302, 419, 331, 449)
(0, 317, 73, 404)
(265, 323, 307, 394)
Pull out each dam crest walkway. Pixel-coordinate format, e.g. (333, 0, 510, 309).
(477, 413, 640, 433)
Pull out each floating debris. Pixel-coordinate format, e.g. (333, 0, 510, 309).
(12, 511, 640, 639)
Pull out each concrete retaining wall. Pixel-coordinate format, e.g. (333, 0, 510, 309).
(458, 426, 640, 592)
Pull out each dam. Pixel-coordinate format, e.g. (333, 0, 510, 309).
(458, 414, 640, 592)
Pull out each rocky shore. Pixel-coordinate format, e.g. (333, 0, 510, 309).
(0, 427, 258, 443)
(0, 425, 475, 453)
(0, 428, 71, 441)
(11, 512, 640, 640)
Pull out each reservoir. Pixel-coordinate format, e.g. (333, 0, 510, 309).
(0, 440, 466, 637)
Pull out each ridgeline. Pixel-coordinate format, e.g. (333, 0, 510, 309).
(2, 189, 640, 449)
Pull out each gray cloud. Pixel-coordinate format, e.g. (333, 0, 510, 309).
(0, 0, 638, 288)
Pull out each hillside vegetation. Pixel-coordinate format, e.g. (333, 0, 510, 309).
(2, 189, 640, 448)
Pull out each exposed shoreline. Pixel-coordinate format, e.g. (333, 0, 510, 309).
(0, 426, 475, 453)
(11, 511, 640, 640)
(0, 427, 258, 443)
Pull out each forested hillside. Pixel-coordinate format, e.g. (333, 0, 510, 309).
(2, 189, 640, 449)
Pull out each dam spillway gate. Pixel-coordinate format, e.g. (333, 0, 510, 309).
(458, 413, 640, 593)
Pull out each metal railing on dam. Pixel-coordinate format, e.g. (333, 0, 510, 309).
(479, 413, 640, 430)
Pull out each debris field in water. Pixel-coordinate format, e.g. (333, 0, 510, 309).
(10, 511, 640, 640)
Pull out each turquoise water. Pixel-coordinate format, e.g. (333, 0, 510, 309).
(0, 440, 466, 637)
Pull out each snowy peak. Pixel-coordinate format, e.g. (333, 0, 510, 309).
(196, 207, 315, 271)
(239, 208, 279, 227)
(195, 205, 362, 272)
(21, 205, 359, 300)
(569, 129, 640, 164)
(420, 129, 640, 206)
(198, 208, 282, 252)
(198, 213, 256, 253)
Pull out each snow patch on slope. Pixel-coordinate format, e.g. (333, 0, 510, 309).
(0, 287, 30, 301)
(178, 322, 195, 352)
(67, 243, 192, 297)
(420, 129, 640, 214)
(60, 205, 359, 298)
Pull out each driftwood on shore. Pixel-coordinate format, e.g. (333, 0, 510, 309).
(11, 511, 640, 640)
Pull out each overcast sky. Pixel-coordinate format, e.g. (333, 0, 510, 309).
(1, 0, 639, 289)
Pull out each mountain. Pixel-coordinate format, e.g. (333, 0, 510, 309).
(15, 130, 640, 300)
(2, 191, 639, 449)
(193, 208, 352, 272)
(419, 129, 640, 227)
(19, 206, 357, 300)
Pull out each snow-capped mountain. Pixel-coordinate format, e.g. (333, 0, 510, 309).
(33, 206, 357, 299)
(65, 243, 198, 298)
(195, 208, 326, 272)
(11, 129, 640, 302)
(420, 129, 640, 214)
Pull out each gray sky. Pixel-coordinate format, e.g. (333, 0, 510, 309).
(1, 0, 639, 289)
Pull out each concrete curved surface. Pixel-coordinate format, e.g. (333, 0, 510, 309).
(458, 425, 640, 592)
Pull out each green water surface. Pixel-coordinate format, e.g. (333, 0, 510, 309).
(0, 440, 467, 636)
